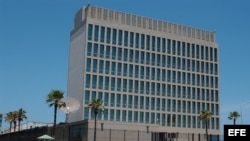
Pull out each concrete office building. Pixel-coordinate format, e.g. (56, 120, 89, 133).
(67, 4, 220, 141)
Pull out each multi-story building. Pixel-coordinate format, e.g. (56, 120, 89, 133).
(67, 4, 220, 141)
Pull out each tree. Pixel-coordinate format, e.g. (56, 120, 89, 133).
(17, 108, 27, 131)
(13, 111, 19, 132)
(4, 111, 15, 132)
(88, 99, 104, 141)
(199, 110, 212, 141)
(46, 89, 65, 135)
(228, 111, 240, 125)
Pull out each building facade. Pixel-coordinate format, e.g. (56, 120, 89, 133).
(67, 4, 220, 140)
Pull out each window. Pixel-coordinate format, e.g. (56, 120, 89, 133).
(88, 24, 93, 40)
(130, 32, 135, 47)
(110, 93, 115, 107)
(122, 110, 127, 121)
(124, 31, 128, 46)
(151, 97, 155, 110)
(100, 26, 105, 42)
(129, 64, 133, 77)
(134, 80, 138, 93)
(100, 45, 104, 58)
(123, 49, 128, 61)
(140, 112, 144, 123)
(106, 28, 111, 43)
(162, 69, 166, 81)
(93, 59, 97, 73)
(192, 44, 195, 58)
(85, 91, 90, 105)
(87, 42, 92, 56)
(196, 45, 200, 59)
(182, 42, 186, 56)
(117, 63, 122, 76)
(123, 95, 127, 108)
(123, 64, 128, 77)
(105, 46, 110, 58)
(135, 65, 139, 78)
(140, 52, 145, 64)
(86, 58, 91, 72)
(187, 43, 190, 57)
(177, 41, 181, 55)
(167, 39, 171, 53)
(105, 61, 110, 74)
(116, 94, 121, 107)
(146, 35, 150, 50)
(98, 76, 103, 89)
(157, 37, 161, 52)
(140, 96, 144, 109)
(151, 53, 155, 65)
(141, 34, 145, 49)
(99, 60, 104, 73)
(172, 40, 176, 54)
(118, 30, 122, 45)
(146, 82, 150, 94)
(128, 95, 132, 108)
(146, 52, 150, 65)
(105, 77, 109, 90)
(118, 47, 122, 60)
(111, 77, 115, 91)
(135, 51, 139, 63)
(152, 36, 155, 51)
(116, 110, 120, 121)
(129, 80, 133, 92)
(112, 29, 117, 44)
(134, 111, 138, 122)
(123, 79, 127, 92)
(134, 96, 138, 108)
(135, 33, 140, 49)
(104, 93, 109, 106)
(129, 50, 133, 62)
(94, 25, 99, 41)
(112, 47, 116, 59)
(85, 74, 90, 88)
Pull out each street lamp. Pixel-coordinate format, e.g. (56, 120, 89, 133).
(240, 101, 250, 124)
(66, 107, 70, 123)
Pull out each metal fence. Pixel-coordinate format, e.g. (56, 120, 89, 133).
(68, 128, 222, 141)
(0, 126, 224, 141)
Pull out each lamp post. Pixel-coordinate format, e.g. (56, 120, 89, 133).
(240, 101, 250, 124)
(66, 107, 70, 123)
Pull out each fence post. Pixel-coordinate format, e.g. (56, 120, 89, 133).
(138, 130, 139, 141)
(124, 130, 126, 141)
(109, 128, 111, 141)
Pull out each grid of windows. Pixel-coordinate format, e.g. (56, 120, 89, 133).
(84, 24, 219, 130)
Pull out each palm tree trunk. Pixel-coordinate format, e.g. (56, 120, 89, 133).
(14, 121, 16, 132)
(233, 119, 236, 125)
(9, 122, 12, 132)
(54, 104, 58, 136)
(18, 120, 21, 131)
(94, 110, 98, 141)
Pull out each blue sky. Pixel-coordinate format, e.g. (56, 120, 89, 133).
(1, 0, 250, 134)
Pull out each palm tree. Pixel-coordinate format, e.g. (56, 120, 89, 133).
(88, 99, 104, 141)
(4, 111, 15, 132)
(17, 108, 27, 131)
(46, 89, 65, 135)
(228, 111, 240, 125)
(12, 111, 18, 132)
(199, 110, 212, 141)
